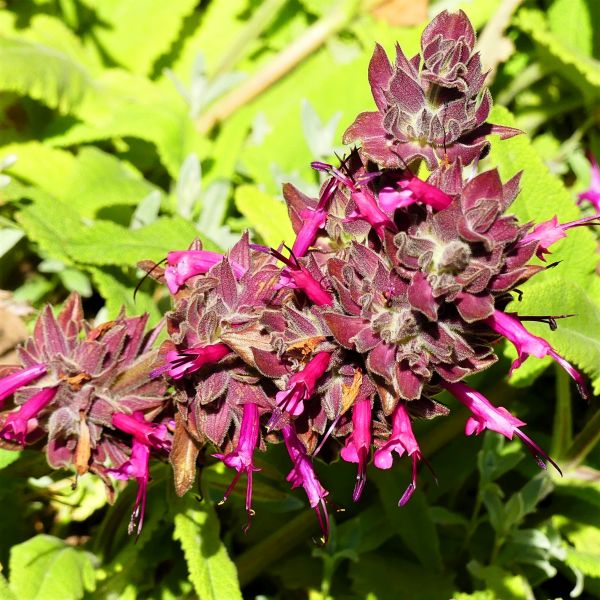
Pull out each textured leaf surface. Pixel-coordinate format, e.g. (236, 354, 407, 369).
(67, 218, 218, 266)
(80, 0, 198, 75)
(486, 106, 600, 392)
(515, 8, 600, 99)
(173, 496, 243, 600)
(6, 143, 160, 217)
(234, 185, 295, 247)
(0, 37, 96, 114)
(9, 535, 95, 600)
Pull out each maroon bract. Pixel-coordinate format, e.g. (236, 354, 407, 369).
(343, 10, 520, 171)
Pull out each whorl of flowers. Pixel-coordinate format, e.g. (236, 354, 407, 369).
(0, 293, 171, 535)
(1, 10, 597, 541)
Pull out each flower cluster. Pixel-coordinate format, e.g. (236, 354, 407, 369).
(0, 294, 171, 535)
(141, 10, 596, 540)
(1, 9, 597, 541)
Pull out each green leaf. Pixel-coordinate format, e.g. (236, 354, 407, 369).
(467, 561, 534, 600)
(234, 185, 295, 247)
(81, 0, 198, 75)
(350, 554, 454, 600)
(514, 8, 600, 99)
(8, 535, 96, 600)
(547, 0, 595, 58)
(0, 36, 96, 114)
(16, 194, 80, 265)
(89, 268, 162, 323)
(565, 548, 600, 578)
(172, 496, 243, 600)
(67, 217, 218, 266)
(485, 106, 600, 392)
(0, 450, 21, 470)
(0, 570, 17, 600)
(372, 470, 443, 571)
(47, 70, 207, 177)
(505, 278, 600, 395)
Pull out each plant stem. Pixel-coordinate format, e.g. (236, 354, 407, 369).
(551, 364, 573, 459)
(196, 0, 361, 134)
(211, 0, 288, 79)
(235, 509, 319, 586)
(476, 0, 524, 83)
(496, 62, 544, 105)
(562, 408, 600, 471)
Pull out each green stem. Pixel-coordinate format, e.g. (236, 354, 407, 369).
(211, 0, 288, 79)
(196, 0, 361, 133)
(551, 364, 573, 459)
(496, 62, 544, 105)
(235, 509, 319, 586)
(562, 408, 600, 471)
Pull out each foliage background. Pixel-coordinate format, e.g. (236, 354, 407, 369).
(0, 0, 599, 598)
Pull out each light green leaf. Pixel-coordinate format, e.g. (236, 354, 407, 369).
(565, 548, 600, 578)
(89, 268, 162, 323)
(67, 217, 218, 266)
(547, 0, 595, 58)
(79, 0, 198, 75)
(173, 496, 243, 600)
(47, 70, 205, 177)
(9, 535, 96, 600)
(514, 8, 600, 99)
(467, 561, 534, 600)
(0, 570, 17, 600)
(505, 278, 600, 395)
(0, 449, 21, 470)
(0, 36, 96, 114)
(485, 106, 600, 391)
(234, 185, 295, 247)
(16, 193, 80, 265)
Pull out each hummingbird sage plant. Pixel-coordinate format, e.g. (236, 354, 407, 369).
(0, 9, 597, 542)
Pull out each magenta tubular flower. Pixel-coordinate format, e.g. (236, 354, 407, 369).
(0, 363, 47, 407)
(312, 161, 395, 238)
(112, 411, 171, 452)
(340, 398, 372, 501)
(292, 179, 338, 257)
(519, 214, 600, 261)
(271, 249, 334, 307)
(0, 386, 58, 445)
(150, 343, 231, 379)
(397, 175, 453, 210)
(577, 154, 600, 212)
(374, 402, 423, 506)
(485, 310, 588, 399)
(270, 352, 332, 428)
(107, 438, 151, 537)
(213, 403, 261, 531)
(282, 423, 329, 540)
(444, 381, 560, 473)
(165, 250, 246, 294)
